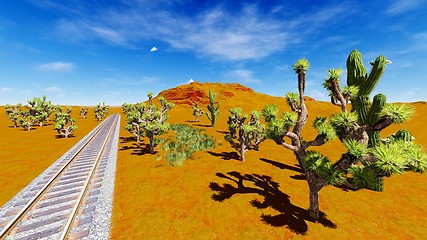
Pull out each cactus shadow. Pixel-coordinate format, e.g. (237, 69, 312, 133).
(209, 171, 336, 235)
(207, 151, 240, 161)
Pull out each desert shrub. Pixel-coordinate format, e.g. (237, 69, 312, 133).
(161, 124, 215, 166)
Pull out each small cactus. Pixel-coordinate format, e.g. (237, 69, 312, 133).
(206, 89, 220, 127)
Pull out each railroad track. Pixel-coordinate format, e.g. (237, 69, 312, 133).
(0, 114, 120, 240)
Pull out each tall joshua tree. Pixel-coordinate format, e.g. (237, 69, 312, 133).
(123, 93, 174, 153)
(262, 55, 427, 219)
(206, 89, 220, 127)
(192, 102, 204, 122)
(122, 102, 146, 143)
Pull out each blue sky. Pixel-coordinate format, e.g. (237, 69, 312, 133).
(0, 0, 426, 106)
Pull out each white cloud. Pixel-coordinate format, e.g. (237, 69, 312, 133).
(308, 90, 328, 101)
(150, 47, 158, 52)
(35, 62, 75, 72)
(45, 2, 353, 61)
(0, 87, 14, 92)
(44, 86, 62, 93)
(386, 0, 425, 15)
(228, 69, 261, 83)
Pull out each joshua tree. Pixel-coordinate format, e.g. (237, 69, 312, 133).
(94, 102, 109, 121)
(53, 107, 77, 138)
(192, 102, 204, 122)
(122, 102, 146, 143)
(206, 89, 220, 127)
(5, 104, 23, 128)
(24, 96, 55, 126)
(262, 54, 427, 219)
(79, 107, 89, 119)
(225, 108, 265, 161)
(123, 93, 174, 153)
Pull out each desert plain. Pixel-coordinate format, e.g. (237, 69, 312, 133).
(1, 82, 426, 239)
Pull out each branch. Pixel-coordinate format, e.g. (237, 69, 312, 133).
(333, 153, 358, 172)
(368, 118, 393, 132)
(303, 134, 327, 149)
(330, 79, 347, 112)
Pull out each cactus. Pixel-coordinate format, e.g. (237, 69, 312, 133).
(395, 129, 413, 142)
(206, 89, 220, 127)
(366, 94, 387, 147)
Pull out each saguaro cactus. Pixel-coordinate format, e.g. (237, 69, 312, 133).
(346, 49, 391, 147)
(206, 89, 220, 127)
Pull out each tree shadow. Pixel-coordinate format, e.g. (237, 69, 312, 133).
(193, 123, 211, 127)
(260, 158, 306, 180)
(209, 171, 336, 235)
(54, 135, 76, 139)
(207, 151, 240, 161)
(119, 136, 136, 144)
(120, 142, 157, 155)
(216, 130, 229, 134)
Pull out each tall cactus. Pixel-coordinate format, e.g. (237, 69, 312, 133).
(346, 50, 389, 140)
(346, 50, 390, 191)
(206, 89, 220, 127)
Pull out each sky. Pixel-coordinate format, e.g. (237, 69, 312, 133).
(0, 0, 426, 106)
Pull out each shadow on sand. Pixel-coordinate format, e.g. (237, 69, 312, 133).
(119, 137, 158, 155)
(209, 171, 336, 235)
(260, 158, 306, 180)
(207, 151, 240, 161)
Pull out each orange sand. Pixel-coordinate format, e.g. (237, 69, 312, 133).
(1, 83, 426, 239)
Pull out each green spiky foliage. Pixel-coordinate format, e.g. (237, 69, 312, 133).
(94, 102, 109, 121)
(53, 106, 78, 138)
(122, 102, 146, 143)
(225, 108, 265, 161)
(79, 107, 89, 119)
(5, 104, 23, 128)
(124, 93, 174, 154)
(206, 89, 220, 127)
(259, 53, 427, 219)
(192, 102, 204, 122)
(16, 96, 55, 128)
(160, 124, 215, 166)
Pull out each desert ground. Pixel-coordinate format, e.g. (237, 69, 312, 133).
(1, 82, 426, 239)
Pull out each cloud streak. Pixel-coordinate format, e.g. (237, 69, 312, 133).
(38, 1, 353, 61)
(35, 62, 75, 72)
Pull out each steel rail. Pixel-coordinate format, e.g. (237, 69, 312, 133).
(59, 114, 118, 239)
(0, 115, 116, 239)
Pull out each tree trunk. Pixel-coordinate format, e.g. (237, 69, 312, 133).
(309, 187, 320, 219)
(149, 135, 154, 153)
